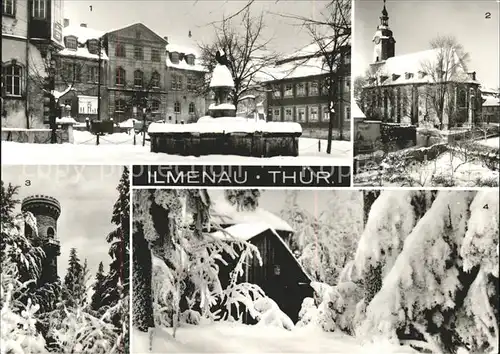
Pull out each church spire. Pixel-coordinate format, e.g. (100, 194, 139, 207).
(380, 0, 389, 27)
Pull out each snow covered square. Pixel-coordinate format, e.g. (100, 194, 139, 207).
(1, 165, 130, 354)
(132, 188, 499, 354)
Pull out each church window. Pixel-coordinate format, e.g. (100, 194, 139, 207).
(47, 227, 55, 238)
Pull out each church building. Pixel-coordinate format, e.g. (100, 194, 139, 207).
(360, 0, 482, 130)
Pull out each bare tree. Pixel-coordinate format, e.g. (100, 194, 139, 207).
(277, 0, 351, 150)
(420, 35, 470, 130)
(199, 7, 279, 112)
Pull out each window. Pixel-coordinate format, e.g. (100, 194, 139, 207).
(3, 64, 22, 96)
(344, 76, 351, 91)
(65, 36, 77, 50)
(115, 67, 125, 85)
(88, 40, 99, 54)
(297, 106, 306, 122)
(134, 70, 143, 87)
(185, 54, 195, 65)
(284, 107, 293, 121)
(345, 104, 351, 121)
(150, 71, 160, 88)
(272, 85, 282, 98)
(87, 66, 99, 83)
(115, 43, 126, 57)
(309, 106, 318, 121)
(151, 49, 161, 62)
(284, 83, 293, 97)
(73, 63, 82, 82)
(115, 99, 126, 112)
(151, 100, 160, 112)
(3, 0, 15, 16)
(273, 108, 281, 121)
(46, 227, 55, 238)
(171, 74, 182, 90)
(309, 82, 318, 96)
(296, 83, 306, 96)
(187, 76, 197, 91)
(171, 52, 180, 63)
(32, 0, 46, 19)
(189, 102, 195, 115)
(134, 45, 143, 60)
(174, 101, 181, 114)
(322, 105, 330, 121)
(135, 31, 141, 39)
(321, 80, 330, 95)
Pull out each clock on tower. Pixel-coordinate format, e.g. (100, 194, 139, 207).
(372, 0, 396, 62)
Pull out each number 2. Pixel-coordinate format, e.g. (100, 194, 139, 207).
(485, 12, 491, 19)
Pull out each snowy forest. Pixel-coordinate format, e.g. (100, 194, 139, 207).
(132, 188, 498, 354)
(0, 167, 130, 354)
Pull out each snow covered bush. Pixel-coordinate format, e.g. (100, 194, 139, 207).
(359, 191, 477, 353)
(454, 191, 499, 354)
(254, 296, 294, 331)
(296, 281, 363, 334)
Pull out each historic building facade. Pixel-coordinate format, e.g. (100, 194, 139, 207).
(481, 88, 500, 124)
(165, 41, 207, 123)
(54, 20, 109, 122)
(360, 1, 482, 129)
(102, 23, 168, 123)
(261, 44, 351, 139)
(2, 0, 64, 128)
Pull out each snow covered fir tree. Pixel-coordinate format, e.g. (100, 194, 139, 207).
(0, 166, 130, 354)
(132, 188, 498, 353)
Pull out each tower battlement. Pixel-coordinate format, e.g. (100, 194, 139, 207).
(21, 195, 61, 219)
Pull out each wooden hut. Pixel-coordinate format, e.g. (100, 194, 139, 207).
(210, 222, 313, 324)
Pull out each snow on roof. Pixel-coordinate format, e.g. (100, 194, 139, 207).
(59, 25, 108, 60)
(209, 223, 313, 282)
(259, 55, 330, 82)
(208, 103, 236, 110)
(210, 64, 234, 87)
(166, 56, 206, 72)
(166, 43, 199, 57)
(210, 197, 294, 233)
(352, 102, 365, 119)
(366, 48, 478, 87)
(63, 25, 103, 43)
(483, 95, 500, 107)
(148, 117, 302, 134)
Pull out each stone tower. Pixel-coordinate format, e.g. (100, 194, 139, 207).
(21, 195, 61, 286)
(373, 0, 396, 62)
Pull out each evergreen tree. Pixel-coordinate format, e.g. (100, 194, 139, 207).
(224, 189, 260, 211)
(91, 262, 106, 311)
(63, 248, 86, 308)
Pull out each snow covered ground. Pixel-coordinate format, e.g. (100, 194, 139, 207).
(1, 131, 351, 165)
(133, 323, 418, 354)
(477, 136, 500, 149)
(355, 151, 499, 187)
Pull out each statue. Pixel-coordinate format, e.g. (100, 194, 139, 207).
(215, 49, 229, 67)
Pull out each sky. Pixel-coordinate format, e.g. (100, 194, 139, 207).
(62, 0, 329, 55)
(1, 165, 123, 280)
(354, 0, 500, 89)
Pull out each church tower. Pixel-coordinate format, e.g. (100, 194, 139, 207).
(373, 0, 396, 62)
(22, 195, 61, 286)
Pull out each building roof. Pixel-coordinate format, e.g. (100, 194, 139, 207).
(210, 196, 294, 233)
(58, 25, 108, 61)
(166, 55, 206, 72)
(352, 102, 366, 119)
(166, 42, 199, 57)
(210, 223, 313, 282)
(258, 55, 330, 82)
(483, 95, 500, 107)
(366, 48, 478, 87)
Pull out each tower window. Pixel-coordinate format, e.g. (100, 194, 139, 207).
(32, 0, 46, 19)
(47, 227, 55, 238)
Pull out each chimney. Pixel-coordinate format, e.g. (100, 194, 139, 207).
(80, 23, 87, 28)
(63, 18, 69, 27)
(468, 71, 476, 81)
(164, 36, 169, 44)
(188, 30, 192, 38)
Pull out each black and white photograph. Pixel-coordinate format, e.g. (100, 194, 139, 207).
(2, 0, 351, 166)
(131, 188, 498, 353)
(352, 0, 499, 186)
(1, 165, 130, 354)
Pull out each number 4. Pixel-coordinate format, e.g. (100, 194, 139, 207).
(485, 12, 491, 19)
